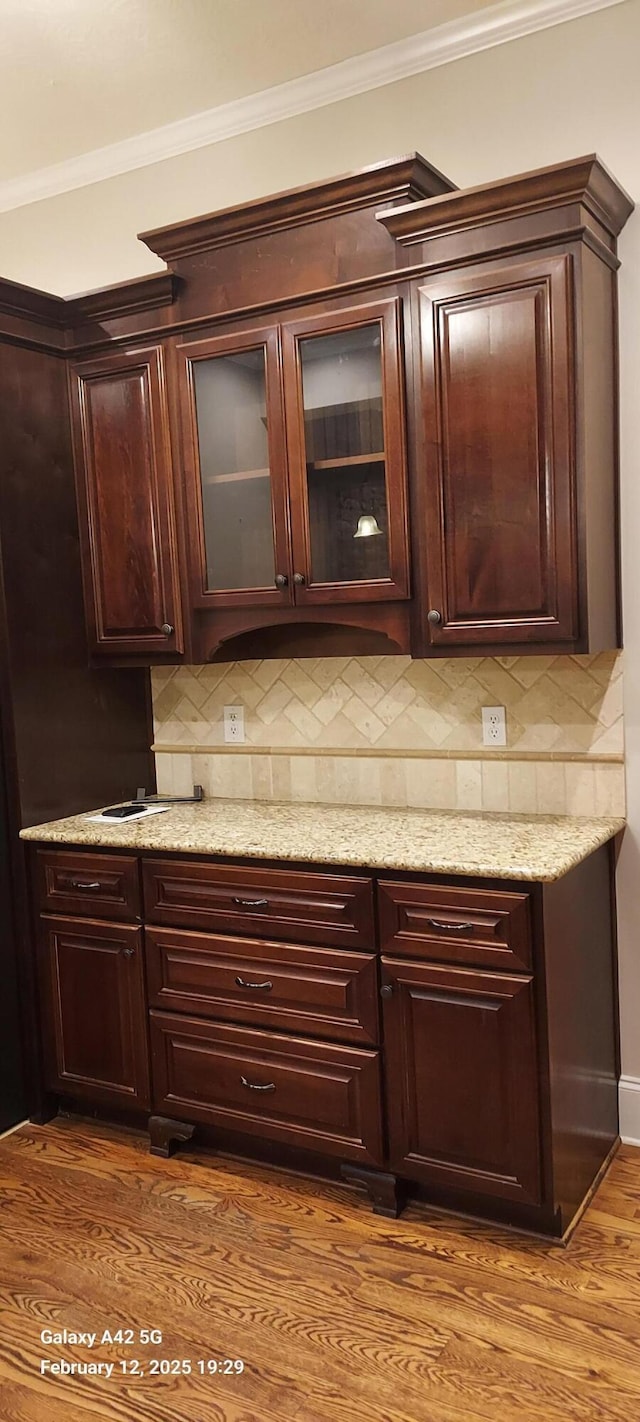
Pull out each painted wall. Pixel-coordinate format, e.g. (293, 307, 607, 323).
(2, 2, 640, 1105)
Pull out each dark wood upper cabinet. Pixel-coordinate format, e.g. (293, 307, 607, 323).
(415, 256, 576, 647)
(45, 154, 632, 661)
(70, 345, 184, 657)
(176, 299, 410, 613)
(282, 300, 410, 603)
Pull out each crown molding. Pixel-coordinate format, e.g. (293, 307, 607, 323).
(377, 153, 635, 244)
(140, 154, 455, 261)
(0, 0, 629, 216)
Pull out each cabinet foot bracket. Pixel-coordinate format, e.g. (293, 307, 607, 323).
(149, 1115, 195, 1159)
(341, 1164, 407, 1219)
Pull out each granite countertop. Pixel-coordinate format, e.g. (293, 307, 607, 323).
(19, 799, 625, 883)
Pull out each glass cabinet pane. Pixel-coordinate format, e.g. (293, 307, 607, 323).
(192, 348, 275, 592)
(299, 324, 390, 585)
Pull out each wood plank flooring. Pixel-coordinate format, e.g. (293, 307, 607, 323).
(1, 1120, 640, 1421)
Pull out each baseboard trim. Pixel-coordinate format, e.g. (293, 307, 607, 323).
(0, 1119, 28, 1143)
(619, 1076, 640, 1145)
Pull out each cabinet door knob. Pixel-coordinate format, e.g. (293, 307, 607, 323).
(232, 896, 269, 910)
(293, 572, 306, 586)
(160, 623, 174, 636)
(69, 880, 101, 891)
(122, 947, 135, 959)
(274, 573, 289, 588)
(380, 984, 393, 999)
(427, 609, 442, 626)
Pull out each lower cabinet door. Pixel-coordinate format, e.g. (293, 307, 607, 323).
(382, 957, 541, 1205)
(38, 916, 150, 1109)
(150, 1010, 384, 1165)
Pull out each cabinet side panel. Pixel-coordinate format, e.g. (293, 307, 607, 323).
(542, 846, 618, 1230)
(0, 342, 154, 824)
(578, 249, 620, 649)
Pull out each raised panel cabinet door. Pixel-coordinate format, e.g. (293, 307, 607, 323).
(38, 916, 150, 1109)
(175, 326, 292, 608)
(382, 957, 541, 1206)
(70, 346, 183, 656)
(417, 256, 576, 647)
(282, 299, 410, 604)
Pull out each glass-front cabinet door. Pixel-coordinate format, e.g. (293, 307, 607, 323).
(177, 327, 291, 607)
(282, 300, 410, 603)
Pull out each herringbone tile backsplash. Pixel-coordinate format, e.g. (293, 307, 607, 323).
(152, 653, 624, 816)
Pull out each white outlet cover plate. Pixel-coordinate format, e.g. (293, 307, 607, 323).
(482, 705, 507, 747)
(223, 705, 245, 743)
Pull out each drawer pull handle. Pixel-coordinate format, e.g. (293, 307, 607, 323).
(240, 1076, 275, 1093)
(235, 976, 273, 991)
(232, 897, 269, 910)
(69, 880, 102, 891)
(427, 918, 475, 934)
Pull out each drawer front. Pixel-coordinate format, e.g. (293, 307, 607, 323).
(143, 860, 374, 948)
(149, 1011, 384, 1165)
(378, 881, 532, 972)
(37, 849, 141, 922)
(146, 928, 379, 1045)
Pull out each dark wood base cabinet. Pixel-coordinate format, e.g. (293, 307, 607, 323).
(31, 841, 619, 1239)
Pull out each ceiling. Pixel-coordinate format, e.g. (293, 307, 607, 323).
(0, 0, 493, 182)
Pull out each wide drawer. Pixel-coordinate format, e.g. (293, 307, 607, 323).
(377, 880, 532, 972)
(143, 859, 374, 948)
(149, 1011, 384, 1165)
(146, 928, 379, 1045)
(36, 849, 141, 922)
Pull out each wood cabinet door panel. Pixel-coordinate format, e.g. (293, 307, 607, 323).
(38, 916, 150, 1108)
(146, 927, 379, 1044)
(37, 849, 141, 922)
(418, 256, 576, 646)
(150, 1011, 384, 1164)
(382, 958, 541, 1205)
(377, 881, 532, 972)
(175, 325, 292, 609)
(71, 345, 183, 656)
(282, 299, 410, 603)
(142, 859, 375, 948)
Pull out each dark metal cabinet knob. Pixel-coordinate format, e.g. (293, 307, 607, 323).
(275, 573, 289, 588)
(293, 572, 305, 586)
(122, 947, 135, 959)
(160, 623, 174, 636)
(380, 984, 393, 999)
(427, 609, 442, 626)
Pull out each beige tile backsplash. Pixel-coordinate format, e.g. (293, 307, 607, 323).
(152, 653, 625, 817)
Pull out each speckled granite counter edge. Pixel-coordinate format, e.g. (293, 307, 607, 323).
(19, 803, 626, 883)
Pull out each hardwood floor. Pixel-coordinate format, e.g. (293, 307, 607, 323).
(1, 1121, 640, 1421)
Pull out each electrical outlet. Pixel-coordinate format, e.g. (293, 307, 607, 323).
(223, 705, 245, 744)
(482, 705, 507, 747)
